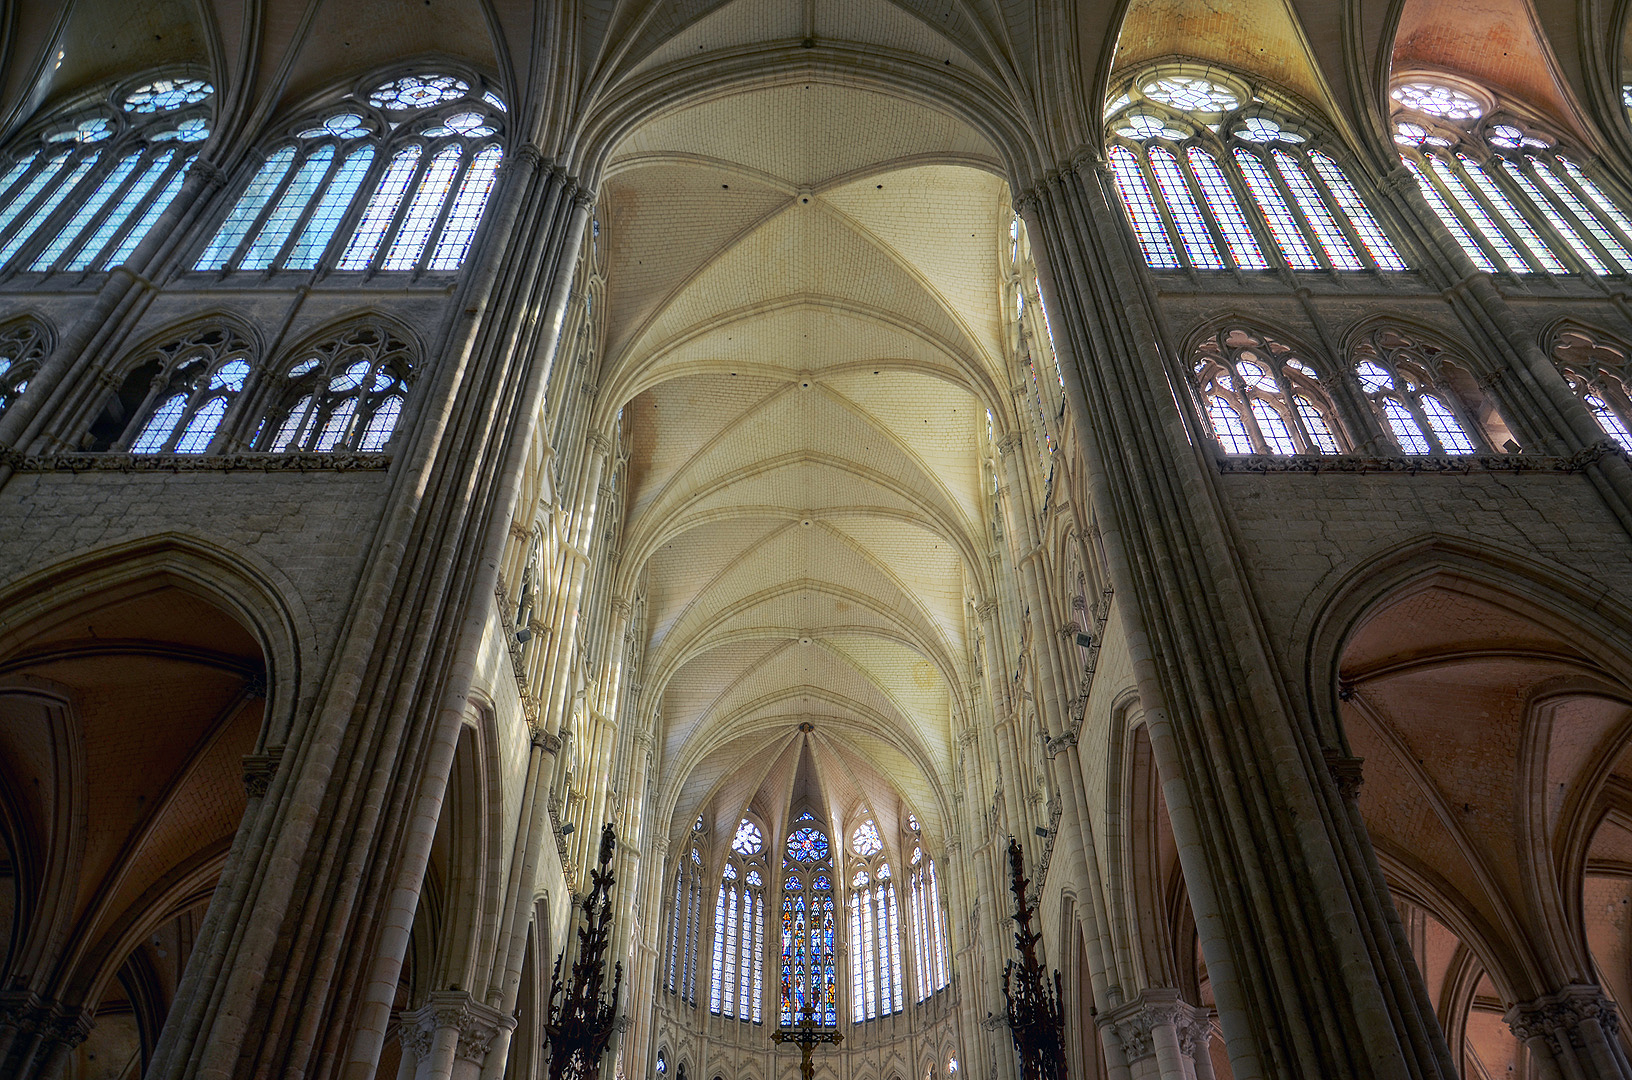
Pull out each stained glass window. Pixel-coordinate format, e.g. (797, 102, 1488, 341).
(1307, 152, 1407, 270)
(1272, 150, 1363, 269)
(1353, 331, 1488, 455)
(1586, 394, 1632, 450)
(733, 820, 764, 856)
(665, 844, 706, 1003)
(1209, 398, 1254, 453)
(850, 851, 904, 1022)
(1141, 76, 1238, 113)
(1501, 158, 1605, 273)
(1187, 147, 1268, 269)
(1391, 82, 1483, 121)
(1108, 146, 1179, 268)
(1559, 159, 1632, 246)
(850, 820, 882, 857)
(260, 324, 411, 453)
(1426, 156, 1530, 272)
(0, 321, 47, 417)
(198, 72, 501, 273)
(909, 853, 950, 1001)
(0, 155, 98, 267)
(1529, 158, 1632, 273)
(124, 78, 213, 113)
(1235, 149, 1321, 270)
(1149, 147, 1223, 269)
(1193, 328, 1347, 455)
(1401, 157, 1496, 272)
(780, 820, 835, 1026)
(1458, 155, 1566, 272)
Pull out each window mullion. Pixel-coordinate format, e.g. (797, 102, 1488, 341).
(1181, 145, 1245, 276)
(225, 148, 307, 272)
(368, 145, 435, 275)
(412, 147, 473, 275)
(1137, 145, 1197, 275)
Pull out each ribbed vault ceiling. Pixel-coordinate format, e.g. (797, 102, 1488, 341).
(599, 75, 1010, 850)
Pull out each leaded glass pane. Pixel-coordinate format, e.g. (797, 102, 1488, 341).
(1187, 147, 1268, 269)
(1419, 393, 1475, 452)
(1458, 155, 1566, 272)
(733, 820, 765, 855)
(1524, 158, 1629, 272)
(339, 146, 422, 269)
(1307, 151, 1408, 270)
(850, 820, 882, 857)
(0, 154, 97, 266)
(786, 827, 829, 862)
(1209, 397, 1255, 454)
(1383, 399, 1431, 453)
(284, 146, 376, 269)
(358, 396, 402, 451)
(103, 160, 187, 269)
(1148, 146, 1222, 269)
(132, 393, 187, 452)
(124, 78, 212, 113)
(173, 396, 226, 453)
(1391, 82, 1483, 120)
(1587, 394, 1632, 451)
(0, 153, 68, 245)
(1252, 400, 1297, 454)
(1234, 149, 1320, 270)
(382, 146, 461, 269)
(1558, 158, 1632, 247)
(1271, 150, 1363, 269)
(239, 147, 335, 270)
(68, 149, 174, 271)
(1402, 157, 1496, 273)
(1500, 158, 1605, 273)
(1108, 146, 1178, 268)
(197, 147, 296, 270)
(1295, 396, 1340, 453)
(31, 150, 141, 270)
(1428, 156, 1531, 272)
(428, 145, 501, 269)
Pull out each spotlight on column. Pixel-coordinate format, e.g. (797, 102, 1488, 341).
(515, 627, 532, 643)
(561, 822, 575, 835)
(1034, 826, 1050, 838)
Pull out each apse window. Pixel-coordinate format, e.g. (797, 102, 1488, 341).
(196, 72, 505, 274)
(1104, 67, 1408, 273)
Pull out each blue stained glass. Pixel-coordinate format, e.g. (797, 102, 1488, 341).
(0, 153, 41, 209)
(104, 161, 188, 269)
(133, 392, 187, 452)
(1271, 150, 1363, 269)
(428, 145, 501, 269)
(1209, 397, 1255, 454)
(0, 153, 67, 245)
(382, 145, 461, 269)
(69, 149, 175, 270)
(1108, 145, 1178, 268)
(786, 827, 828, 862)
(0, 154, 98, 266)
(813, 873, 831, 890)
(284, 145, 375, 269)
(1307, 151, 1408, 270)
(173, 396, 227, 453)
(1147, 146, 1222, 269)
(784, 874, 802, 890)
(196, 147, 296, 270)
(1420, 393, 1474, 452)
(1187, 147, 1268, 269)
(358, 395, 402, 451)
(1384, 399, 1431, 454)
(32, 150, 141, 270)
(239, 146, 335, 270)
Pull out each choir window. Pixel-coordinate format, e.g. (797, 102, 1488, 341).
(907, 818, 950, 1000)
(848, 814, 903, 1022)
(196, 72, 503, 275)
(255, 324, 413, 453)
(710, 819, 765, 1022)
(780, 812, 837, 1027)
(1105, 67, 1407, 273)
(0, 318, 49, 417)
(1393, 77, 1632, 277)
(664, 842, 706, 1004)
(90, 326, 253, 454)
(1351, 329, 1500, 455)
(1551, 328, 1632, 452)
(0, 73, 207, 275)
(1192, 327, 1346, 456)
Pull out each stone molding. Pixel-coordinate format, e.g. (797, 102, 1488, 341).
(1506, 984, 1620, 1053)
(1324, 751, 1365, 802)
(242, 747, 283, 799)
(1, 449, 392, 473)
(1216, 443, 1624, 475)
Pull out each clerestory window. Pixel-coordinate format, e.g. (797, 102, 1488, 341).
(1192, 327, 1346, 456)
(710, 819, 765, 1022)
(0, 74, 208, 276)
(196, 72, 504, 275)
(1105, 69, 1408, 273)
(1393, 77, 1632, 277)
(664, 843, 706, 1004)
(847, 815, 903, 1022)
(906, 818, 949, 1001)
(780, 812, 837, 1027)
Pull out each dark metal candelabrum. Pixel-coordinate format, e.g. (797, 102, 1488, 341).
(544, 823, 624, 1080)
(1003, 837, 1068, 1080)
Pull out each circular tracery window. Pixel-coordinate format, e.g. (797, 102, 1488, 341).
(47, 117, 112, 144)
(299, 113, 369, 139)
(1391, 81, 1484, 121)
(422, 111, 497, 138)
(1116, 113, 1187, 140)
(1140, 76, 1239, 114)
(125, 78, 213, 113)
(368, 74, 470, 111)
(1234, 116, 1304, 144)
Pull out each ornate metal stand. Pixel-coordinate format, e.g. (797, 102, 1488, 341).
(773, 1004, 844, 1080)
(1003, 837, 1068, 1080)
(544, 823, 624, 1080)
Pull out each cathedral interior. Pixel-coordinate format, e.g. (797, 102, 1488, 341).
(4, 0, 1632, 1078)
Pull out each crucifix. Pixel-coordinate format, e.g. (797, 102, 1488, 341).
(773, 1004, 843, 1080)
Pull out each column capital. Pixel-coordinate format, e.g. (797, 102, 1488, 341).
(410, 990, 516, 1064)
(1506, 984, 1619, 1051)
(1323, 750, 1365, 802)
(1100, 988, 1209, 1065)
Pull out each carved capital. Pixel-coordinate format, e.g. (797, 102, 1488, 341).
(1101, 989, 1205, 1065)
(1507, 984, 1620, 1053)
(187, 157, 228, 188)
(1324, 751, 1364, 801)
(411, 991, 515, 1065)
(242, 748, 283, 799)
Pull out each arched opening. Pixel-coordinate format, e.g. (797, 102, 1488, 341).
(0, 566, 269, 1080)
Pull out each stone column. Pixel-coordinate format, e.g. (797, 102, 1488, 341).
(1103, 989, 1213, 1080)
(1506, 985, 1631, 1080)
(399, 992, 514, 1080)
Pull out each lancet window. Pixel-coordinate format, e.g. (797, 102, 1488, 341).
(196, 72, 503, 274)
(1105, 70, 1407, 273)
(0, 74, 208, 275)
(1551, 328, 1632, 452)
(780, 812, 837, 1027)
(255, 324, 412, 453)
(906, 820, 949, 1000)
(665, 840, 706, 1004)
(91, 326, 254, 454)
(1393, 77, 1632, 277)
(1351, 329, 1492, 455)
(847, 815, 903, 1022)
(0, 319, 48, 417)
(1192, 328, 1346, 455)
(711, 819, 766, 1022)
